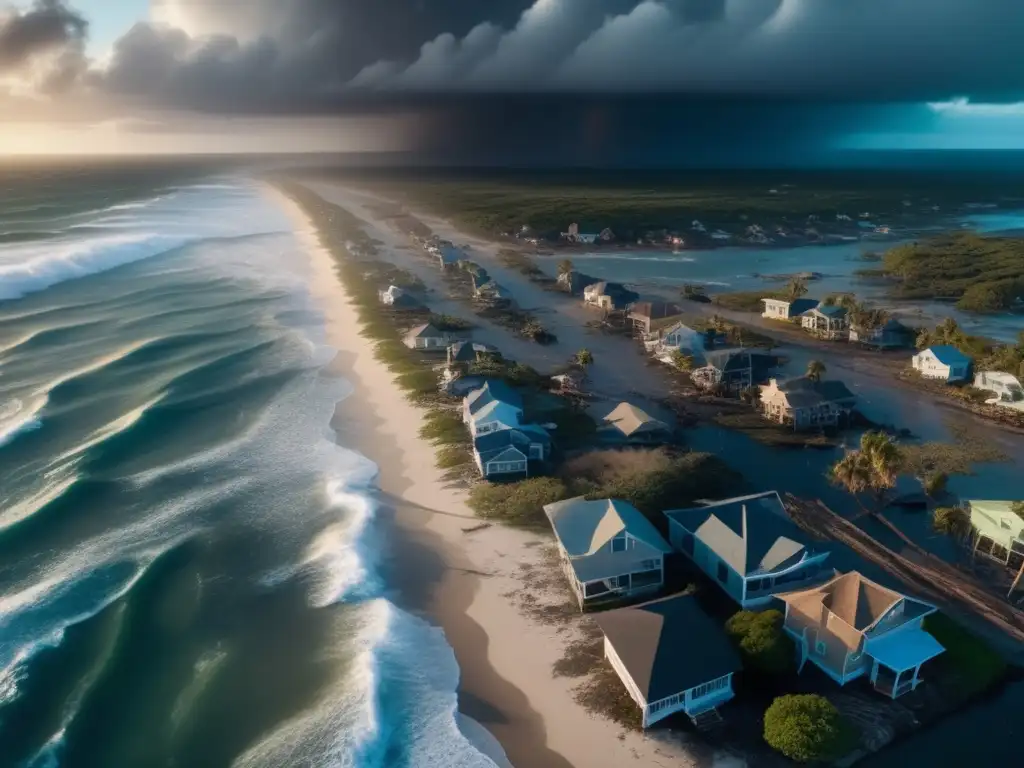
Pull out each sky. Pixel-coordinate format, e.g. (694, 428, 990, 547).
(2, 1, 1024, 160)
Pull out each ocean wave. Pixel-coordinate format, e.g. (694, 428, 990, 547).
(301, 475, 381, 608)
(0, 396, 46, 448)
(0, 232, 192, 301)
(0, 466, 79, 533)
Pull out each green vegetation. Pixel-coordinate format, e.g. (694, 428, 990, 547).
(467, 477, 570, 525)
(878, 233, 1024, 312)
(923, 612, 1007, 698)
(429, 313, 473, 332)
(562, 449, 741, 532)
(724, 610, 795, 676)
(418, 409, 468, 446)
(829, 431, 900, 513)
(571, 348, 594, 369)
(932, 506, 970, 539)
(496, 249, 553, 283)
(668, 349, 694, 371)
(321, 170, 996, 241)
(712, 291, 780, 313)
(763, 694, 857, 764)
(1013, 501, 1024, 520)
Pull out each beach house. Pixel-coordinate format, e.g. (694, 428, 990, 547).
(973, 371, 1024, 410)
(462, 380, 524, 424)
(800, 304, 850, 340)
(543, 497, 672, 608)
(583, 281, 638, 311)
(664, 491, 830, 608)
(469, 399, 523, 437)
(758, 376, 857, 430)
(965, 499, 1024, 570)
(912, 345, 972, 383)
(646, 321, 706, 358)
(474, 280, 513, 305)
(403, 323, 450, 350)
(597, 402, 673, 446)
(691, 348, 766, 392)
(472, 429, 531, 479)
(761, 297, 818, 321)
(779, 571, 944, 699)
(594, 594, 742, 728)
(446, 341, 499, 367)
(849, 318, 911, 349)
(627, 302, 682, 334)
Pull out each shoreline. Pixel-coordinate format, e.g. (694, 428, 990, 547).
(269, 185, 705, 767)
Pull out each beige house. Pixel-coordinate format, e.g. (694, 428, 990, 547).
(761, 298, 817, 321)
(759, 377, 857, 430)
(780, 572, 944, 699)
(543, 497, 671, 608)
(597, 402, 673, 445)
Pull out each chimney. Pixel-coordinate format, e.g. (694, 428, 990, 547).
(741, 504, 748, 542)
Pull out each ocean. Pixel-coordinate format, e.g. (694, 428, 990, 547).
(0, 164, 499, 767)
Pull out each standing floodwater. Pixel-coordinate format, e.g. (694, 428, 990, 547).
(0, 168, 497, 767)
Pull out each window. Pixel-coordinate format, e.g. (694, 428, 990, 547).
(747, 578, 762, 592)
(640, 559, 659, 570)
(717, 561, 729, 584)
(610, 535, 627, 553)
(815, 640, 827, 656)
(681, 533, 695, 555)
(610, 574, 631, 590)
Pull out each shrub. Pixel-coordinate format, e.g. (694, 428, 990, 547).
(725, 610, 795, 675)
(562, 450, 742, 532)
(467, 477, 570, 525)
(436, 445, 472, 470)
(419, 410, 468, 446)
(763, 694, 856, 763)
(430, 313, 473, 331)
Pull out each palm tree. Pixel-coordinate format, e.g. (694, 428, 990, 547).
(805, 359, 826, 382)
(829, 431, 902, 515)
(557, 258, 574, 277)
(711, 314, 727, 333)
(572, 348, 594, 369)
(785, 277, 808, 302)
(933, 507, 971, 540)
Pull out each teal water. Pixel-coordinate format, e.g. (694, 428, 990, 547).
(0, 167, 497, 768)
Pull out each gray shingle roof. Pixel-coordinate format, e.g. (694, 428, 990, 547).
(664, 491, 816, 576)
(593, 594, 741, 703)
(774, 377, 856, 408)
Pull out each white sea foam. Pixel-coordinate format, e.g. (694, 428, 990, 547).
(0, 466, 79, 532)
(0, 396, 45, 447)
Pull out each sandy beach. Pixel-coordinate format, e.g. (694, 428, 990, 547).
(269, 186, 736, 768)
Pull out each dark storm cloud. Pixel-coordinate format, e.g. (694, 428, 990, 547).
(0, 0, 86, 75)
(87, 0, 1024, 114)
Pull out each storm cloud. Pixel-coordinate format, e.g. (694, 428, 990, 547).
(77, 0, 1024, 114)
(0, 0, 87, 85)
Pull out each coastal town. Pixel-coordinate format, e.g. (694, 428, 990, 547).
(281, 178, 1024, 768)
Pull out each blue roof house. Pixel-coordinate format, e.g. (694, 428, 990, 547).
(912, 345, 972, 383)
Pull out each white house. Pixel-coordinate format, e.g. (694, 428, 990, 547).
(664, 491, 830, 608)
(800, 304, 850, 340)
(543, 497, 671, 608)
(594, 594, 742, 728)
(403, 323, 449, 350)
(779, 571, 945, 699)
(912, 345, 972, 383)
(577, 233, 599, 244)
(761, 298, 818, 321)
(973, 371, 1024, 410)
